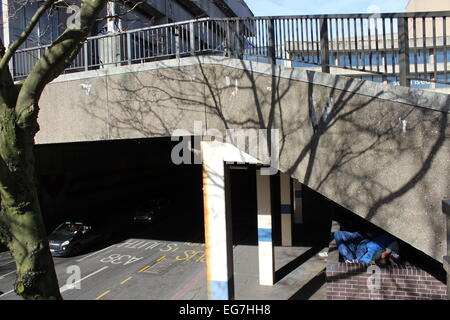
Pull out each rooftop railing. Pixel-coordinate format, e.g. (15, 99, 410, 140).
(11, 11, 450, 88)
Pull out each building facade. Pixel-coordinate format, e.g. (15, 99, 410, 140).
(0, 0, 254, 48)
(283, 0, 450, 90)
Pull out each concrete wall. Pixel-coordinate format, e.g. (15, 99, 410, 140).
(37, 56, 450, 262)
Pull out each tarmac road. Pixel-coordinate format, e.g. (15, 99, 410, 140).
(0, 233, 208, 300)
(0, 239, 208, 300)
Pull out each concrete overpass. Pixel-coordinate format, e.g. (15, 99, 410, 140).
(35, 53, 449, 293)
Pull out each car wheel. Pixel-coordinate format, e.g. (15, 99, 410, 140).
(71, 244, 82, 257)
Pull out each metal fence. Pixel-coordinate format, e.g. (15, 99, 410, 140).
(11, 12, 450, 88)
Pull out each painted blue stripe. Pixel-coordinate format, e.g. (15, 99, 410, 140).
(258, 228, 272, 242)
(295, 191, 302, 198)
(280, 204, 292, 214)
(209, 280, 229, 300)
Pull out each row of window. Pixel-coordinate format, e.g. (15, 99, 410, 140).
(291, 50, 450, 67)
(356, 74, 449, 89)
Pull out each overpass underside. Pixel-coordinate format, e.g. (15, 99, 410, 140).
(36, 55, 449, 296)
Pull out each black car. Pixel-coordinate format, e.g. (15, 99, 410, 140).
(48, 222, 108, 257)
(133, 199, 169, 223)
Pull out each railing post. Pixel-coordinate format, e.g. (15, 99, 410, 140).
(320, 18, 330, 74)
(398, 17, 410, 87)
(443, 200, 450, 300)
(84, 42, 89, 71)
(268, 19, 276, 65)
(235, 20, 243, 59)
(126, 32, 132, 65)
(175, 26, 180, 59)
(226, 20, 233, 58)
(190, 22, 195, 56)
(8, 59, 14, 80)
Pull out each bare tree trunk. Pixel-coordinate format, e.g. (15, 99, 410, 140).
(0, 105, 62, 299)
(0, 0, 107, 299)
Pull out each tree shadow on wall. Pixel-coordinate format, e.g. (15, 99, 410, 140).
(75, 55, 449, 260)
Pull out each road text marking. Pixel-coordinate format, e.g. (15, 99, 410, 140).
(76, 245, 116, 262)
(60, 266, 109, 293)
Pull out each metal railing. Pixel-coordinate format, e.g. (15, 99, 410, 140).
(11, 12, 450, 88)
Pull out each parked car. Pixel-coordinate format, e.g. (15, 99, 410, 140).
(133, 199, 169, 223)
(48, 221, 108, 257)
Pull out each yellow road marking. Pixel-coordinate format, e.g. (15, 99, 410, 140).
(120, 276, 133, 285)
(96, 290, 110, 300)
(171, 247, 179, 252)
(138, 256, 167, 273)
(138, 265, 150, 273)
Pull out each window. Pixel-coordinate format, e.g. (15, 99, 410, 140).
(10, 3, 61, 48)
(436, 50, 450, 63)
(409, 50, 429, 65)
(385, 53, 399, 65)
(436, 74, 450, 88)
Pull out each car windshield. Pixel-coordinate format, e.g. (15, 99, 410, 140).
(53, 222, 87, 235)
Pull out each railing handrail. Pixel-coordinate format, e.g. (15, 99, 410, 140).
(11, 12, 450, 88)
(119, 17, 211, 35)
(14, 12, 450, 54)
(14, 11, 450, 54)
(211, 11, 450, 20)
(14, 17, 213, 53)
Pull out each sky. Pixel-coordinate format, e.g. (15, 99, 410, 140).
(245, 0, 411, 16)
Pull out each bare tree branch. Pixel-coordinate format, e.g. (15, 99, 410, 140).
(15, 0, 108, 126)
(0, 37, 17, 110)
(0, 0, 58, 71)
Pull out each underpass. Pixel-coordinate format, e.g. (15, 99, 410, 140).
(2, 10, 449, 300)
(0, 140, 333, 300)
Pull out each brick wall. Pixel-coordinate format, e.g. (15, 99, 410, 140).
(326, 262, 447, 300)
(326, 222, 448, 300)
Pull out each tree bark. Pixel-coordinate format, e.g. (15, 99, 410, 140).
(0, 104, 62, 299)
(0, 0, 108, 299)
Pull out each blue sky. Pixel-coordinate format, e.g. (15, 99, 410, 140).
(245, 0, 410, 16)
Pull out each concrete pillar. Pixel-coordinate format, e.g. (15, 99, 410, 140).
(293, 180, 303, 224)
(256, 170, 274, 286)
(201, 141, 234, 300)
(443, 200, 450, 300)
(99, 1, 123, 66)
(280, 173, 293, 246)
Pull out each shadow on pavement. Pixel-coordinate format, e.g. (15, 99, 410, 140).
(289, 268, 327, 300)
(275, 246, 324, 283)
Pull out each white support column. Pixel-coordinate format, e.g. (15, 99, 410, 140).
(280, 173, 293, 246)
(201, 141, 234, 300)
(99, 1, 122, 66)
(1, 1, 11, 49)
(257, 170, 274, 286)
(293, 180, 303, 224)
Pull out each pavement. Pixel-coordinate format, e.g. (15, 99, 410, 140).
(0, 238, 328, 300)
